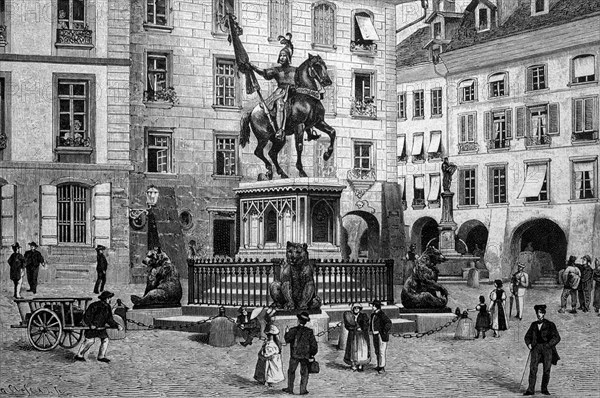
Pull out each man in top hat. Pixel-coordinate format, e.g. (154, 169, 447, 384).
(370, 300, 392, 373)
(247, 33, 320, 142)
(75, 291, 123, 363)
(8, 242, 26, 299)
(94, 245, 108, 294)
(511, 262, 529, 320)
(283, 311, 318, 395)
(24, 241, 45, 294)
(523, 304, 561, 396)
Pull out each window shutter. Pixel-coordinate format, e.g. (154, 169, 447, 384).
(526, 68, 533, 92)
(93, 183, 112, 248)
(40, 185, 58, 246)
(484, 111, 491, 140)
(1, 184, 17, 246)
(548, 103, 559, 135)
(516, 106, 526, 138)
(505, 108, 513, 139)
(584, 98, 594, 131)
(468, 113, 476, 141)
(474, 80, 478, 101)
(459, 115, 466, 143)
(574, 99, 583, 133)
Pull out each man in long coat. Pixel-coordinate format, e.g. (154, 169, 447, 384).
(24, 241, 45, 294)
(8, 242, 26, 299)
(283, 312, 318, 395)
(524, 304, 561, 396)
(511, 263, 529, 320)
(370, 300, 392, 373)
(93, 245, 108, 294)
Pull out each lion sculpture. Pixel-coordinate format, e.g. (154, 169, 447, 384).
(270, 242, 321, 310)
(401, 246, 449, 309)
(131, 248, 183, 309)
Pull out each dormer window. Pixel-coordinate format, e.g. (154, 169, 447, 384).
(532, 0, 548, 16)
(478, 8, 489, 31)
(433, 22, 442, 39)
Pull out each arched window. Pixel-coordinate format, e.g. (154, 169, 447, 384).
(488, 72, 508, 97)
(312, 1, 336, 49)
(57, 184, 90, 244)
(264, 206, 278, 243)
(350, 9, 379, 55)
(312, 201, 333, 243)
(572, 54, 596, 83)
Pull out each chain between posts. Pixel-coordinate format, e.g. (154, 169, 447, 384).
(391, 317, 458, 339)
(125, 314, 219, 331)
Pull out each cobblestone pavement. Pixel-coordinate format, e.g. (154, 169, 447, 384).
(0, 282, 598, 397)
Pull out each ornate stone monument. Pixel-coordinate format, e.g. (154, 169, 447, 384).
(439, 157, 459, 256)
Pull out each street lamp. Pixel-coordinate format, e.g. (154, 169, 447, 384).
(129, 185, 160, 229)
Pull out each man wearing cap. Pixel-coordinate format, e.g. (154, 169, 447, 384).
(75, 291, 123, 363)
(8, 242, 26, 299)
(370, 300, 392, 373)
(511, 263, 529, 320)
(24, 241, 45, 294)
(283, 312, 318, 395)
(93, 245, 108, 294)
(523, 304, 561, 396)
(559, 256, 580, 314)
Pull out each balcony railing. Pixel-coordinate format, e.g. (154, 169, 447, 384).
(56, 136, 91, 148)
(487, 139, 511, 151)
(525, 134, 551, 147)
(350, 40, 377, 54)
(458, 142, 479, 153)
(187, 258, 394, 306)
(0, 131, 7, 150)
(347, 168, 376, 198)
(56, 28, 93, 45)
(0, 25, 7, 45)
(350, 98, 377, 118)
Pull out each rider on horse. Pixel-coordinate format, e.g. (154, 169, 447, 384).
(247, 33, 321, 142)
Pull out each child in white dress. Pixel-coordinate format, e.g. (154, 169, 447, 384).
(253, 325, 285, 387)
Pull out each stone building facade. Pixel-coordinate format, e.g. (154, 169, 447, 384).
(0, 0, 131, 286)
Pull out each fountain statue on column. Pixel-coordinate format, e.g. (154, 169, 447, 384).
(439, 157, 459, 256)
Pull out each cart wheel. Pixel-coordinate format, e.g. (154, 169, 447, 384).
(59, 329, 84, 349)
(27, 308, 63, 351)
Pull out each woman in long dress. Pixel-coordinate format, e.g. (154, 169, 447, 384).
(253, 325, 284, 387)
(489, 279, 509, 337)
(474, 295, 491, 339)
(343, 304, 371, 371)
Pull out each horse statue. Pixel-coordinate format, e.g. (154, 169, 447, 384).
(401, 246, 450, 309)
(240, 54, 336, 180)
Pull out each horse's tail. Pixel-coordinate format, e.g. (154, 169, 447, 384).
(240, 109, 252, 148)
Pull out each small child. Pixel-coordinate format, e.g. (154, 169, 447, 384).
(475, 295, 491, 339)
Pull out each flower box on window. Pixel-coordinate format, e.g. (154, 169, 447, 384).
(350, 40, 377, 55)
(56, 28, 93, 46)
(428, 151, 442, 161)
(0, 25, 7, 46)
(458, 142, 479, 153)
(412, 198, 426, 209)
(428, 199, 441, 208)
(350, 97, 376, 118)
(144, 87, 179, 105)
(487, 139, 511, 151)
(572, 131, 599, 143)
(525, 134, 551, 147)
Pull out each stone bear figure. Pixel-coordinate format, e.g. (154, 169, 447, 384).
(270, 242, 321, 310)
(131, 248, 182, 309)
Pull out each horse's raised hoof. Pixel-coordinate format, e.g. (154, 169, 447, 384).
(298, 170, 307, 178)
(323, 150, 333, 162)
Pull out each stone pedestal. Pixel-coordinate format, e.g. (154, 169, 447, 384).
(439, 192, 460, 256)
(271, 312, 330, 343)
(397, 313, 457, 333)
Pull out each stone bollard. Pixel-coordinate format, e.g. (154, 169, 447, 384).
(467, 268, 480, 288)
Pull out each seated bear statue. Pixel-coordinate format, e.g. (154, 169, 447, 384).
(401, 245, 449, 309)
(270, 242, 321, 311)
(131, 248, 182, 309)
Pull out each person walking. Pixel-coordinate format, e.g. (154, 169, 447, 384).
(559, 256, 580, 314)
(511, 263, 529, 320)
(8, 242, 26, 299)
(24, 241, 45, 294)
(523, 304, 561, 396)
(93, 245, 108, 294)
(254, 324, 285, 388)
(343, 304, 371, 372)
(283, 312, 318, 395)
(370, 300, 392, 373)
(592, 258, 600, 314)
(474, 295, 491, 339)
(489, 279, 509, 337)
(577, 255, 593, 312)
(75, 291, 123, 363)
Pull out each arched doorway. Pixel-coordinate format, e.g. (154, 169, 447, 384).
(411, 217, 439, 254)
(457, 219, 489, 254)
(342, 211, 380, 260)
(510, 218, 567, 281)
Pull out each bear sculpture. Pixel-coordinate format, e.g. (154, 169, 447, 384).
(131, 248, 182, 309)
(401, 245, 450, 309)
(270, 242, 321, 310)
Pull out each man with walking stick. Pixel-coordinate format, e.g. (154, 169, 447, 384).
(523, 304, 561, 396)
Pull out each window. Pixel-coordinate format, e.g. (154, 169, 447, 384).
(572, 55, 596, 83)
(56, 0, 93, 46)
(516, 104, 559, 145)
(147, 130, 172, 173)
(58, 0, 85, 30)
(532, 0, 548, 15)
(431, 88, 442, 116)
(459, 79, 476, 103)
(411, 133, 424, 162)
(351, 10, 379, 54)
(57, 184, 89, 244)
(526, 65, 546, 91)
(427, 131, 442, 160)
(572, 97, 598, 141)
(477, 7, 489, 31)
(571, 159, 597, 200)
(485, 109, 512, 150)
(0, 76, 6, 159)
(413, 175, 425, 208)
(488, 165, 507, 204)
(145, 52, 172, 103)
(489, 72, 508, 98)
(519, 161, 549, 202)
(265, 207, 277, 243)
(413, 90, 424, 118)
(458, 113, 478, 152)
(323, 66, 336, 116)
(312, 201, 334, 243)
(214, 58, 237, 107)
(215, 136, 238, 176)
(269, 0, 290, 40)
(398, 93, 407, 120)
(353, 142, 373, 174)
(312, 1, 336, 49)
(433, 22, 442, 39)
(427, 174, 441, 206)
(397, 135, 407, 162)
(213, 0, 234, 36)
(351, 71, 376, 118)
(146, 0, 171, 28)
(459, 168, 477, 206)
(1, 0, 7, 47)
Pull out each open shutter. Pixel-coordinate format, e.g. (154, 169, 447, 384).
(40, 185, 58, 246)
(516, 106, 526, 138)
(505, 108, 513, 139)
(584, 98, 594, 131)
(574, 99, 583, 133)
(468, 113, 476, 141)
(484, 111, 491, 140)
(526, 68, 533, 91)
(459, 115, 466, 143)
(1, 184, 17, 246)
(93, 183, 111, 248)
(548, 103, 559, 135)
